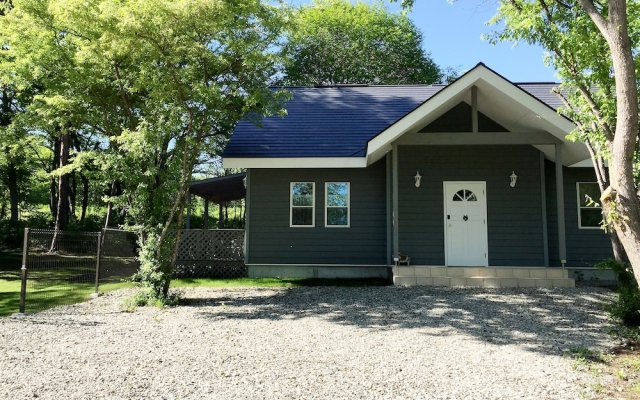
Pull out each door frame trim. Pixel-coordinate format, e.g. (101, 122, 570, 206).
(443, 181, 489, 267)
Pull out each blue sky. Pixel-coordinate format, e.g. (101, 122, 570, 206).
(289, 0, 559, 82)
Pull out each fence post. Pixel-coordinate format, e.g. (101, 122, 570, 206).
(19, 228, 30, 314)
(94, 230, 103, 296)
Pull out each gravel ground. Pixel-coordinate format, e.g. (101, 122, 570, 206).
(0, 286, 615, 400)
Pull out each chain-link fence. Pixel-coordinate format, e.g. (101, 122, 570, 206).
(100, 228, 139, 282)
(19, 227, 246, 313)
(21, 229, 101, 313)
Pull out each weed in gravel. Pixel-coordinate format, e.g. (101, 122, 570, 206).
(121, 289, 183, 312)
(569, 330, 640, 398)
(567, 347, 606, 368)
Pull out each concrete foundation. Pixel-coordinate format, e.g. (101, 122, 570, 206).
(248, 265, 390, 279)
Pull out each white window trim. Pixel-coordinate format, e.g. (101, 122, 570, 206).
(576, 181, 602, 230)
(324, 182, 350, 228)
(290, 182, 315, 228)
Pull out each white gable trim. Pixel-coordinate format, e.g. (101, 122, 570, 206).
(364, 64, 576, 166)
(223, 157, 367, 169)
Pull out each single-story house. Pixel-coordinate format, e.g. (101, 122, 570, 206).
(222, 63, 614, 288)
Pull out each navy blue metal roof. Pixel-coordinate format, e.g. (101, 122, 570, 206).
(223, 83, 562, 158)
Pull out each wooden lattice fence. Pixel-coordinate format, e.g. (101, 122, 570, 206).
(173, 229, 246, 278)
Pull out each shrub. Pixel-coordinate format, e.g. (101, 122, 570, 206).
(597, 259, 640, 326)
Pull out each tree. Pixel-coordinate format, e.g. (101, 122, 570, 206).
(1, 0, 286, 301)
(282, 0, 444, 85)
(486, 0, 640, 281)
(0, 0, 42, 245)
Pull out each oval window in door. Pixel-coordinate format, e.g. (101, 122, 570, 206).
(452, 189, 477, 202)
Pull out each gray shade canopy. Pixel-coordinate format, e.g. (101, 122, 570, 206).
(189, 173, 246, 203)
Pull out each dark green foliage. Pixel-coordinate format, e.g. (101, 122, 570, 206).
(597, 259, 640, 326)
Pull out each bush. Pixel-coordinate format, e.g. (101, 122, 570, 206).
(597, 259, 640, 326)
(121, 288, 182, 312)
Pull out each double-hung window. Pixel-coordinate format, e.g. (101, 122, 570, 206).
(577, 182, 603, 229)
(290, 182, 315, 227)
(325, 182, 350, 227)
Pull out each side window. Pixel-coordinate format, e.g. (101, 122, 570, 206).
(325, 182, 350, 227)
(577, 182, 602, 229)
(290, 182, 315, 227)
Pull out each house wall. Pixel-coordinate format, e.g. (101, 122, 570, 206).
(545, 163, 613, 267)
(247, 160, 387, 266)
(246, 146, 613, 273)
(397, 145, 546, 266)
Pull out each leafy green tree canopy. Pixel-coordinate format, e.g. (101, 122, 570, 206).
(282, 0, 444, 85)
(1, 0, 287, 301)
(487, 0, 640, 276)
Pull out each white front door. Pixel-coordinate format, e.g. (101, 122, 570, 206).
(444, 181, 488, 266)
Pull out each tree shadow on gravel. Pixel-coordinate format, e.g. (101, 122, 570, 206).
(4, 314, 104, 327)
(190, 286, 614, 356)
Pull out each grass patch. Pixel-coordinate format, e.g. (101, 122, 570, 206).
(0, 276, 390, 316)
(568, 331, 640, 398)
(0, 277, 131, 317)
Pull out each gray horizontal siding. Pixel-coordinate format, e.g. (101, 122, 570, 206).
(247, 160, 387, 265)
(545, 163, 613, 267)
(398, 145, 545, 266)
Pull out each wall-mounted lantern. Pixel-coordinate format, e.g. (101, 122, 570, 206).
(414, 171, 422, 188)
(510, 171, 518, 188)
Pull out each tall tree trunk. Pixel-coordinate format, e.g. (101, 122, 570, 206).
(49, 133, 70, 252)
(608, 229, 627, 263)
(70, 172, 77, 219)
(578, 0, 640, 280)
(6, 160, 19, 225)
(104, 181, 117, 229)
(80, 174, 89, 224)
(1, 88, 18, 227)
(0, 195, 6, 220)
(49, 137, 60, 220)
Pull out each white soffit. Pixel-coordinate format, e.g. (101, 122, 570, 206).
(569, 158, 603, 168)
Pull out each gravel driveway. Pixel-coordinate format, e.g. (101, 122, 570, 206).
(0, 286, 614, 399)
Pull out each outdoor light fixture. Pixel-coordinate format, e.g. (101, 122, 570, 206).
(414, 171, 422, 188)
(510, 171, 518, 188)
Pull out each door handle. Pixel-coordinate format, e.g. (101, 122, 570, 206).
(463, 215, 468, 221)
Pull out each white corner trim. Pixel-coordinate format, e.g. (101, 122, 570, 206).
(224, 157, 367, 169)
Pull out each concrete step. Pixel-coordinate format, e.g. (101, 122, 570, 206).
(393, 266, 569, 280)
(393, 275, 575, 288)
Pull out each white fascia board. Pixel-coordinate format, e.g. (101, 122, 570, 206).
(365, 64, 576, 166)
(479, 72, 576, 135)
(223, 157, 367, 169)
(365, 69, 480, 164)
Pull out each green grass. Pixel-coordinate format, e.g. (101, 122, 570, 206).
(1, 243, 389, 315)
(0, 273, 389, 316)
(0, 277, 131, 317)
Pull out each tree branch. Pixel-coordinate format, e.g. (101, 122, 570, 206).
(575, 0, 609, 33)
